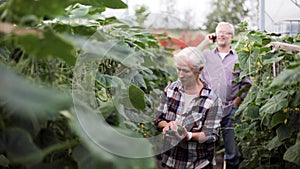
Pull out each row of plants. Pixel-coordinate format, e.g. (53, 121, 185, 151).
(0, 0, 177, 168)
(234, 22, 300, 168)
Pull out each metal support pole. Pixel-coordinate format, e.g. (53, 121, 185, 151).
(259, 0, 265, 31)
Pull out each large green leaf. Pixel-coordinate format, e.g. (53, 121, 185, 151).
(0, 127, 77, 168)
(259, 91, 289, 115)
(132, 73, 147, 89)
(6, 0, 75, 20)
(266, 136, 282, 151)
(0, 128, 43, 167)
(271, 112, 288, 128)
(15, 29, 76, 65)
(64, 3, 106, 24)
(99, 99, 116, 119)
(0, 65, 72, 118)
(284, 139, 300, 165)
(96, 73, 114, 88)
(241, 105, 260, 121)
(77, 0, 127, 9)
(128, 84, 146, 110)
(73, 144, 155, 169)
(235, 123, 251, 140)
(5, 0, 126, 22)
(262, 55, 284, 65)
(291, 91, 300, 107)
(271, 66, 300, 87)
(70, 100, 154, 158)
(276, 125, 294, 141)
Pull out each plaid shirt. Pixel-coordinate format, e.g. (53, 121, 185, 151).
(155, 80, 223, 169)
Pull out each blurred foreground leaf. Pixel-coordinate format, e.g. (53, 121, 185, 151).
(0, 64, 72, 119)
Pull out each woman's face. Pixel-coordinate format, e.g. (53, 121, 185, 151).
(176, 58, 198, 85)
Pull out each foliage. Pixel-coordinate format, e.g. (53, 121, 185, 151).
(0, 0, 176, 168)
(235, 22, 300, 168)
(134, 5, 150, 26)
(204, 0, 251, 33)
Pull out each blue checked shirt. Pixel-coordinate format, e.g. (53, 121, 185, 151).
(155, 80, 223, 169)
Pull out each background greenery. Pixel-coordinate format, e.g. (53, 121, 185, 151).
(0, 0, 299, 169)
(234, 22, 300, 169)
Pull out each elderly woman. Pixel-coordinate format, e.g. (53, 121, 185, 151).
(155, 47, 223, 169)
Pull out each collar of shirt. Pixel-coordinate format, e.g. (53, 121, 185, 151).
(175, 79, 211, 98)
(213, 47, 236, 57)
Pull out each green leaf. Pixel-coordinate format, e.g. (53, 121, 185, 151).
(276, 125, 293, 141)
(259, 91, 289, 115)
(107, 42, 148, 70)
(284, 140, 300, 166)
(0, 155, 9, 167)
(6, 0, 126, 22)
(128, 85, 146, 110)
(235, 123, 251, 140)
(271, 112, 288, 128)
(72, 145, 115, 169)
(242, 105, 260, 121)
(291, 91, 300, 107)
(266, 136, 282, 150)
(259, 46, 272, 52)
(99, 99, 116, 119)
(15, 29, 76, 65)
(6, 0, 74, 20)
(262, 55, 284, 65)
(78, 0, 127, 9)
(0, 128, 43, 167)
(72, 144, 155, 169)
(132, 73, 147, 89)
(271, 66, 300, 87)
(262, 38, 272, 45)
(96, 73, 113, 88)
(0, 65, 72, 118)
(70, 100, 154, 158)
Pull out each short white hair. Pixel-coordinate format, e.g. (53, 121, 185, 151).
(216, 22, 235, 35)
(173, 47, 205, 71)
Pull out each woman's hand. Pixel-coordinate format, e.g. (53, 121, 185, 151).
(163, 122, 191, 141)
(173, 126, 191, 141)
(162, 121, 178, 134)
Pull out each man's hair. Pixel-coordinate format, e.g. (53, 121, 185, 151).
(216, 22, 235, 35)
(173, 47, 205, 71)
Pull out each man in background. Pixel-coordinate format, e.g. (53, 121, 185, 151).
(197, 22, 252, 169)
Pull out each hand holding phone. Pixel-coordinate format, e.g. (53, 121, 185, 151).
(209, 35, 217, 43)
(211, 35, 216, 42)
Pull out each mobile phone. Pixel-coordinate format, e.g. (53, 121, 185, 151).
(212, 35, 216, 42)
